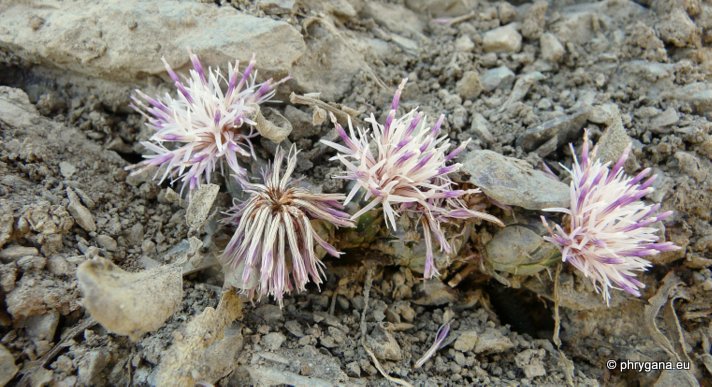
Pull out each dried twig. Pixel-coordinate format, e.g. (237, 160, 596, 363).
(432, 12, 477, 26)
(289, 92, 363, 127)
(363, 343, 414, 387)
(552, 264, 574, 386)
(358, 267, 413, 386)
(645, 273, 686, 362)
(552, 263, 562, 348)
(447, 255, 478, 288)
(359, 268, 373, 340)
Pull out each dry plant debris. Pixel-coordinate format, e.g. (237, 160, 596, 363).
(77, 257, 182, 340)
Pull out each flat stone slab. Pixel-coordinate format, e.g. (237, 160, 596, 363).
(0, 1, 305, 82)
(462, 150, 570, 210)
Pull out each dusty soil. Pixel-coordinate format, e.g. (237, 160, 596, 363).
(1, 0, 711, 386)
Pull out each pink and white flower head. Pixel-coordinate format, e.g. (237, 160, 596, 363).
(128, 52, 286, 194)
(321, 79, 502, 278)
(541, 131, 679, 305)
(222, 146, 354, 305)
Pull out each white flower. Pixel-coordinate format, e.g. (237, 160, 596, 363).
(321, 79, 501, 278)
(128, 52, 285, 194)
(222, 146, 354, 305)
(541, 132, 679, 304)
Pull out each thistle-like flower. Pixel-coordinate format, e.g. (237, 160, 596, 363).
(222, 146, 354, 305)
(321, 79, 502, 278)
(541, 132, 679, 304)
(128, 52, 285, 194)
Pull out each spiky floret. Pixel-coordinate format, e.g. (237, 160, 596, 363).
(321, 79, 502, 278)
(222, 146, 354, 305)
(128, 52, 286, 194)
(541, 132, 679, 305)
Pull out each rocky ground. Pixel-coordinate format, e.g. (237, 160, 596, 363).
(0, 0, 711, 386)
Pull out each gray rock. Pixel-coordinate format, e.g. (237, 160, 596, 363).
(23, 311, 60, 342)
(413, 279, 457, 306)
(404, 0, 473, 17)
(551, 9, 610, 45)
(284, 320, 305, 338)
(475, 328, 514, 354)
(126, 223, 144, 246)
(481, 66, 515, 92)
(254, 304, 284, 323)
(67, 187, 96, 232)
(497, 2, 517, 24)
(257, 0, 296, 15)
(596, 111, 632, 165)
(185, 184, 220, 232)
(47, 256, 72, 276)
(366, 324, 402, 361)
(673, 83, 712, 114)
(540, 33, 565, 63)
(470, 113, 495, 144)
(517, 109, 590, 152)
(0, 1, 304, 84)
(262, 332, 286, 351)
(482, 23, 522, 53)
(654, 370, 699, 387)
(462, 150, 569, 210)
(589, 103, 621, 125)
(454, 331, 479, 352)
(16, 255, 46, 272)
(95, 235, 117, 252)
(515, 349, 547, 378)
(16, 201, 73, 256)
(451, 105, 468, 129)
(624, 61, 675, 83)
(648, 168, 673, 203)
(521, 1, 548, 39)
(29, 368, 53, 387)
(675, 151, 709, 184)
(0, 265, 17, 294)
(499, 72, 545, 112)
(6, 272, 75, 320)
(59, 161, 76, 178)
(0, 212, 12, 250)
(390, 34, 419, 56)
(456, 71, 483, 100)
(454, 328, 514, 354)
(614, 61, 675, 99)
(371, 300, 387, 323)
(0, 245, 39, 261)
(649, 107, 679, 132)
(290, 23, 367, 100)
(345, 361, 361, 377)
(78, 350, 109, 386)
(246, 367, 334, 387)
(362, 2, 424, 37)
(396, 303, 416, 322)
(454, 35, 475, 52)
(656, 8, 700, 48)
(0, 344, 18, 387)
(141, 239, 157, 255)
